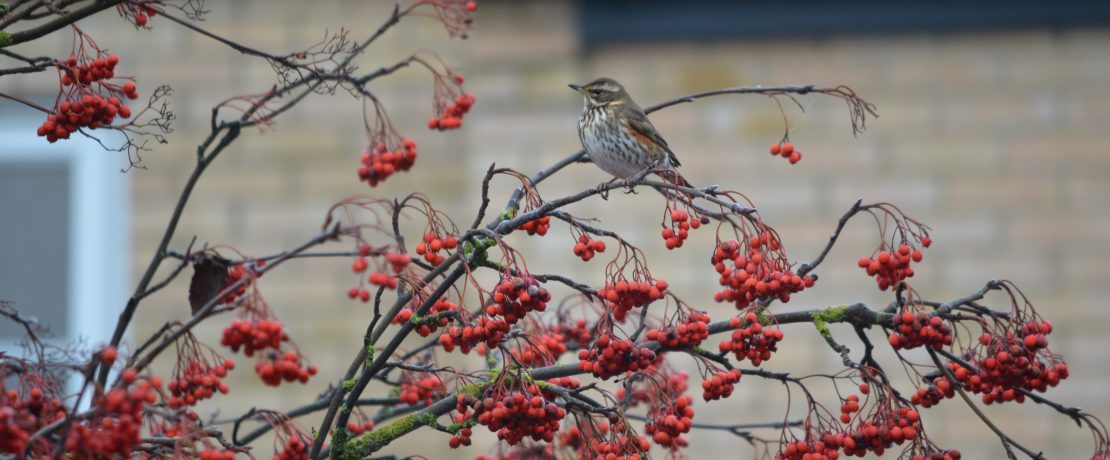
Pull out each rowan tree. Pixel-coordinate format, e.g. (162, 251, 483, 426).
(1, 1, 1107, 460)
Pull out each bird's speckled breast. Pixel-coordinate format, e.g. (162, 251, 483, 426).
(578, 105, 654, 179)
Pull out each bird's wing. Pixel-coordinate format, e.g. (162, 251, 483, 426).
(626, 110, 682, 167)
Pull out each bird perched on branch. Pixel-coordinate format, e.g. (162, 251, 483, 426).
(570, 77, 689, 188)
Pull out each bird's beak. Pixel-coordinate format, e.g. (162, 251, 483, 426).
(568, 83, 584, 93)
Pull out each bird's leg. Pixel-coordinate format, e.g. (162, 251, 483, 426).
(596, 177, 620, 200)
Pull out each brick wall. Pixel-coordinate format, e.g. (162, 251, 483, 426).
(3, 1, 1108, 458)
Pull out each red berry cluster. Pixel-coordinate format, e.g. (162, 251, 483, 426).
(910, 377, 955, 408)
(839, 393, 861, 423)
(416, 231, 456, 267)
(719, 312, 784, 366)
(858, 241, 927, 291)
(776, 436, 842, 460)
(255, 350, 317, 387)
(38, 94, 133, 143)
(769, 142, 802, 165)
(439, 316, 510, 353)
(399, 374, 446, 407)
(701, 369, 741, 401)
(198, 449, 237, 460)
(64, 373, 159, 459)
(489, 275, 551, 324)
(121, 3, 158, 26)
(0, 384, 67, 454)
(711, 237, 814, 309)
(346, 418, 375, 435)
(38, 51, 140, 143)
(167, 358, 235, 408)
(577, 333, 657, 380)
(589, 428, 650, 459)
(367, 271, 399, 289)
(646, 311, 710, 349)
(274, 434, 310, 460)
(456, 384, 566, 445)
(428, 92, 475, 130)
(660, 208, 701, 250)
(888, 310, 953, 351)
(447, 412, 474, 449)
(509, 331, 568, 366)
(545, 376, 581, 391)
(841, 407, 921, 456)
(221, 318, 287, 356)
(518, 215, 551, 236)
(220, 263, 252, 304)
(598, 278, 668, 322)
(573, 234, 607, 261)
(949, 322, 1067, 404)
(60, 54, 129, 88)
(357, 139, 418, 187)
(617, 370, 688, 406)
(552, 318, 594, 349)
(395, 298, 459, 337)
(644, 395, 693, 448)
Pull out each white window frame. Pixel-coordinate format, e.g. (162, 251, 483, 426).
(0, 124, 130, 363)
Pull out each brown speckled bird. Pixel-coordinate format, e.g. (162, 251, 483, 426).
(570, 78, 686, 184)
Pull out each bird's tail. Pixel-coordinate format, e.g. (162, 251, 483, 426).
(654, 168, 693, 189)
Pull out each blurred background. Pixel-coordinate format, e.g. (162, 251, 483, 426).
(2, 0, 1110, 458)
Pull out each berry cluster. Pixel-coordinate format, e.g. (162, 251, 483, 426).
(357, 139, 418, 187)
(64, 373, 159, 459)
(552, 318, 594, 350)
(701, 369, 741, 401)
(644, 395, 694, 448)
(220, 318, 287, 356)
(447, 413, 474, 449)
(38, 93, 132, 143)
(518, 215, 551, 236)
(489, 275, 551, 324)
(255, 349, 317, 387)
(198, 449, 237, 460)
(120, 3, 158, 26)
(646, 311, 710, 349)
(0, 383, 67, 454)
(839, 394, 861, 423)
(415, 231, 456, 267)
(167, 358, 235, 408)
(888, 310, 953, 351)
(456, 384, 566, 445)
(857, 242, 927, 291)
(910, 377, 955, 408)
(439, 316, 510, 354)
(346, 418, 375, 435)
(711, 237, 814, 309)
(840, 407, 921, 456)
(776, 436, 842, 460)
(399, 374, 446, 407)
(428, 91, 475, 130)
(509, 331, 568, 366)
(598, 278, 668, 322)
(577, 334, 657, 380)
(39, 49, 140, 143)
(949, 322, 1067, 404)
(395, 298, 459, 337)
(274, 434, 310, 460)
(220, 263, 252, 304)
(660, 208, 701, 250)
(769, 142, 802, 165)
(557, 417, 652, 459)
(719, 312, 784, 366)
(572, 234, 607, 261)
